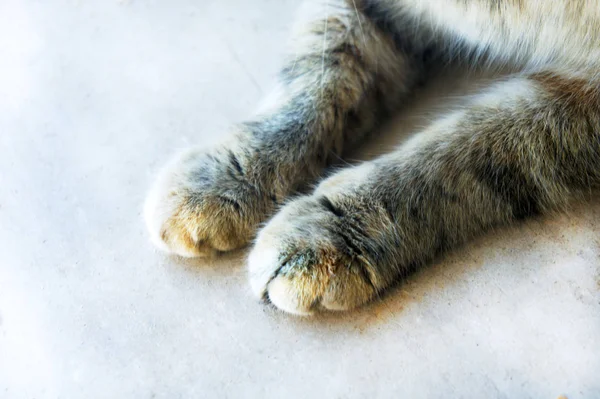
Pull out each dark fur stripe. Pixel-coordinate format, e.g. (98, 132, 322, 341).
(318, 196, 345, 217)
(470, 146, 540, 219)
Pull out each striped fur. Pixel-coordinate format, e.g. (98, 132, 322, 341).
(145, 0, 600, 314)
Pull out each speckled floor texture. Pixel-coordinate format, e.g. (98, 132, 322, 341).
(1, 1, 599, 398)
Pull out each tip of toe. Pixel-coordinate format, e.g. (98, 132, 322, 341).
(267, 276, 314, 316)
(247, 246, 280, 297)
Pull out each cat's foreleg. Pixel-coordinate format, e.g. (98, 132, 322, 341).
(145, 0, 421, 256)
(249, 70, 600, 314)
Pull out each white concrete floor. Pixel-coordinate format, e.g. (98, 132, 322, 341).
(1, 1, 599, 398)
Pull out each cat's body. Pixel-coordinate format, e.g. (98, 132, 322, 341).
(145, 0, 600, 315)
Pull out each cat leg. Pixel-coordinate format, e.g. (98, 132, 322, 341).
(249, 70, 600, 314)
(145, 0, 425, 256)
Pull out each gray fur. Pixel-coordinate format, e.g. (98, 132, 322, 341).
(145, 0, 600, 314)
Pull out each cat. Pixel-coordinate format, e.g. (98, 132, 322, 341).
(144, 0, 600, 315)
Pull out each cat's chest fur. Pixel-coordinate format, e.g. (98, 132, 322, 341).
(361, 0, 600, 69)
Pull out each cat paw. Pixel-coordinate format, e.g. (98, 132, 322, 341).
(248, 178, 392, 315)
(144, 147, 272, 257)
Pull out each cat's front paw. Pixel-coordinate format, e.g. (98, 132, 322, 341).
(145, 147, 272, 257)
(248, 182, 393, 315)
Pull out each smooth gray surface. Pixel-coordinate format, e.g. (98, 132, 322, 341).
(1, 1, 599, 398)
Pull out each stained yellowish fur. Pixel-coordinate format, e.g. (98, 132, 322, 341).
(145, 0, 600, 315)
